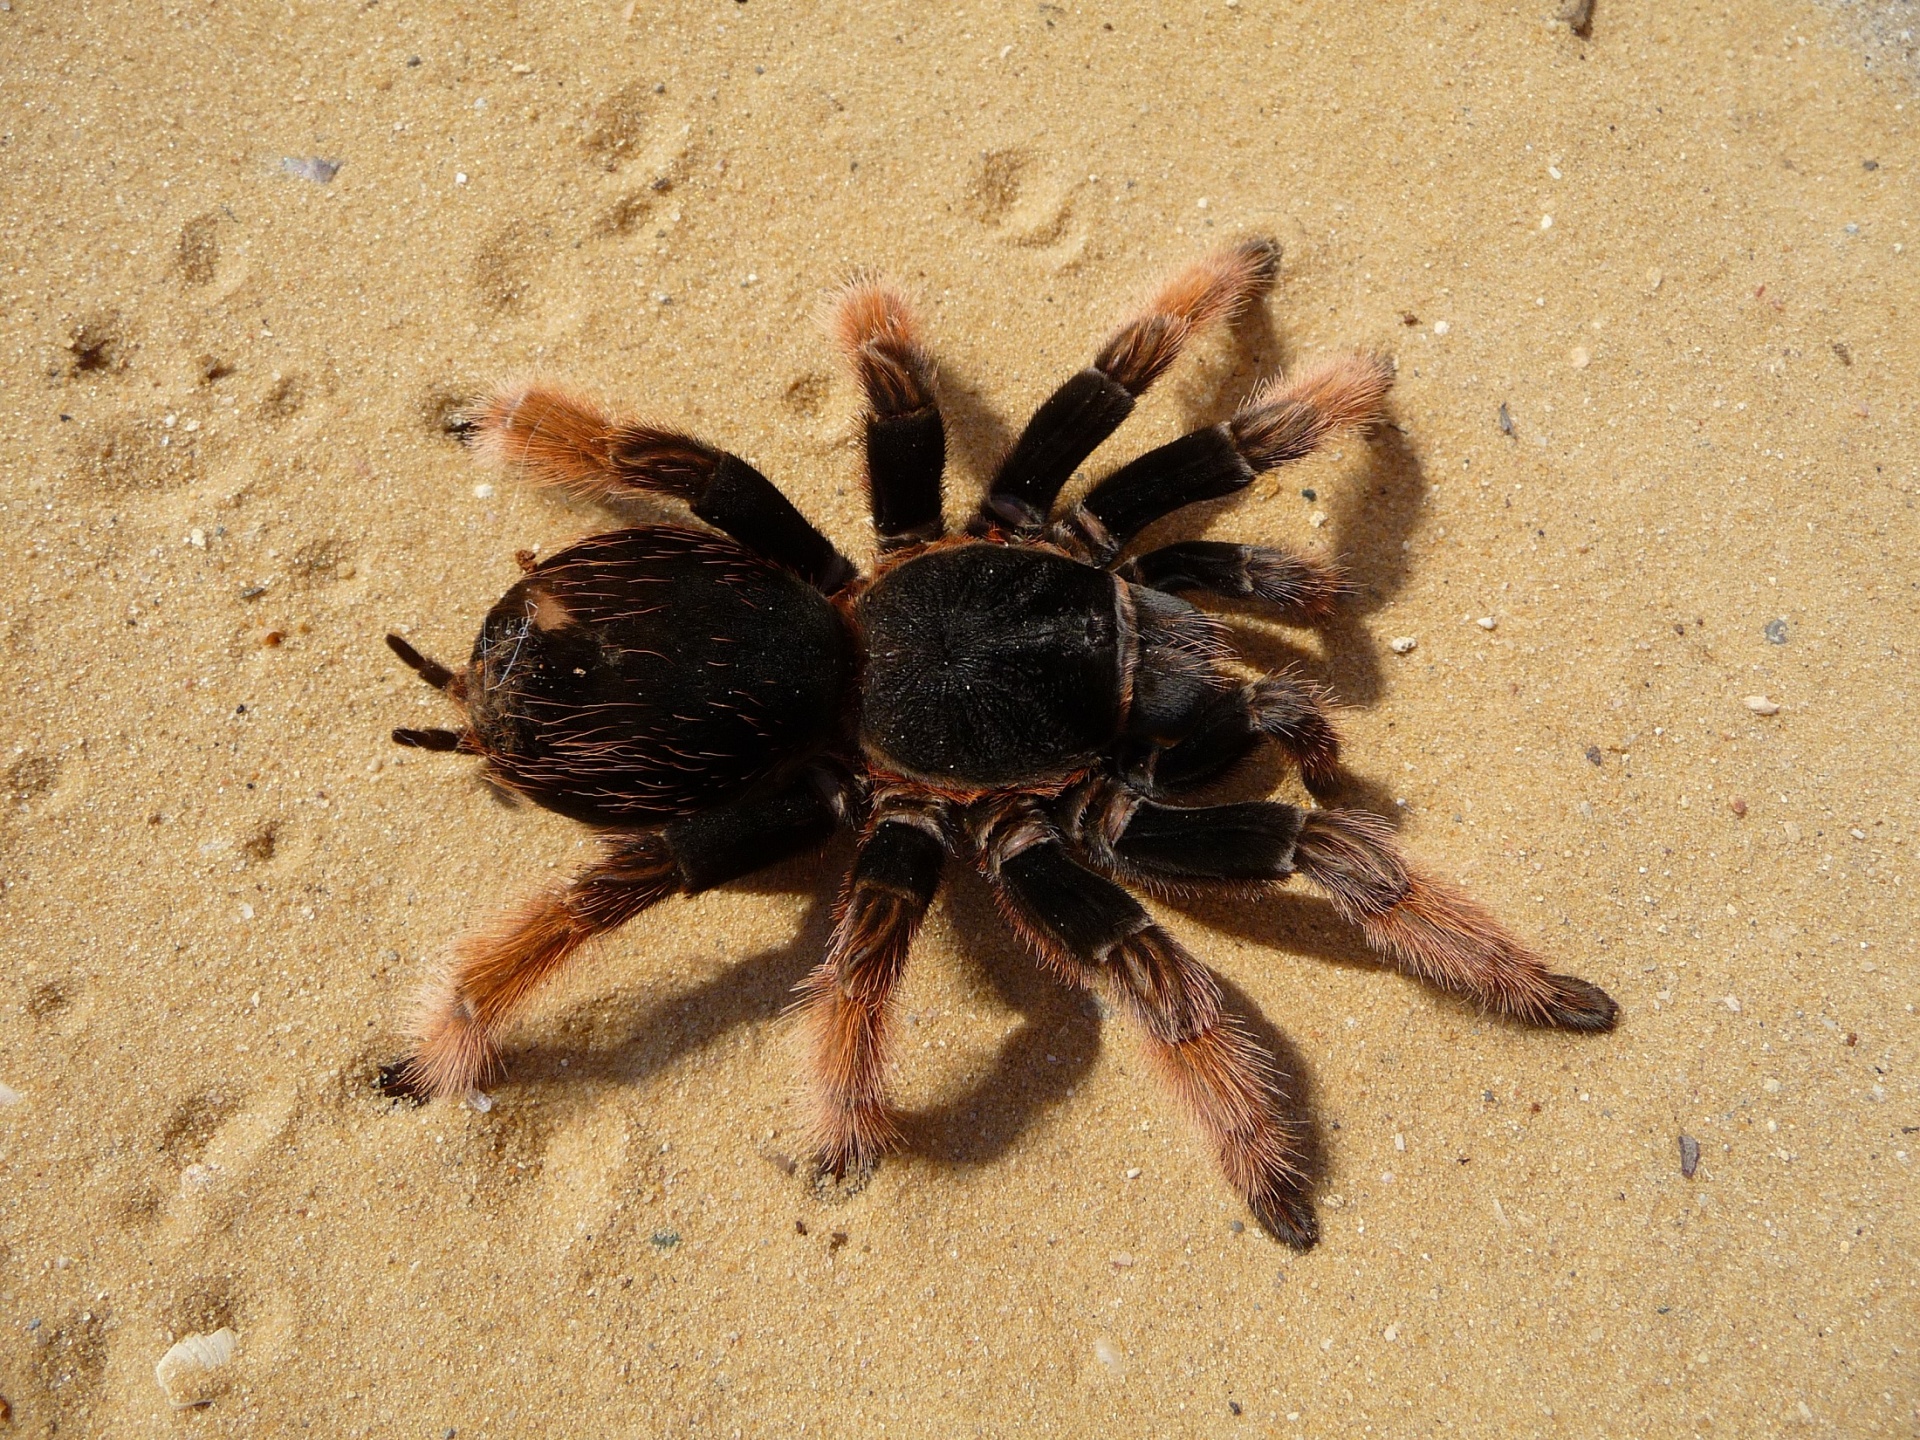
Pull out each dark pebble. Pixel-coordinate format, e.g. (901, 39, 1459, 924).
(1498, 401, 1515, 437)
(1678, 1133, 1700, 1179)
(1229, 1220, 1245, 1234)
(1586, 744, 1603, 766)
(650, 1231, 680, 1249)
(1300, 488, 1316, 502)
(1229, 1400, 1243, 1416)
(1764, 618, 1789, 645)
(1863, 159, 1879, 171)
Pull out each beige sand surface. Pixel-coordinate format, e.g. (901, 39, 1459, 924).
(2, 1, 1916, 1434)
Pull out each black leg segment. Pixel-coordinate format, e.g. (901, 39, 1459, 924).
(829, 278, 947, 548)
(1118, 541, 1343, 621)
(976, 238, 1280, 534)
(468, 384, 856, 593)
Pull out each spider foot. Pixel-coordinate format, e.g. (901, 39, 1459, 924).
(1247, 1185, 1320, 1251)
(374, 1058, 430, 1106)
(1540, 974, 1620, 1033)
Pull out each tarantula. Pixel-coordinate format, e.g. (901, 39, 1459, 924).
(381, 239, 1617, 1247)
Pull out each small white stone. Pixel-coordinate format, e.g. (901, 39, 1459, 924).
(1476, 616, 1498, 630)
(1124, 1167, 1142, 1179)
(1383, 1323, 1400, 1342)
(1394, 1132, 1406, 1151)
(1540, 214, 1554, 230)
(188, 528, 206, 548)
(473, 483, 495, 499)
(154, 1328, 238, 1408)
(1744, 695, 1781, 715)
(1724, 995, 1742, 1013)
(1389, 636, 1417, 654)
(463, 1089, 494, 1113)
(455, 172, 468, 185)
(1308, 510, 1329, 528)
(1432, 320, 1451, 336)
(1569, 346, 1591, 369)
(0, 1081, 20, 1106)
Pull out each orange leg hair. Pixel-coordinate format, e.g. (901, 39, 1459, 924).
(795, 807, 947, 1179)
(975, 802, 1316, 1247)
(398, 833, 682, 1100)
(1292, 810, 1618, 1030)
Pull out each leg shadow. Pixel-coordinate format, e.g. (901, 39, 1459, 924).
(893, 867, 1103, 1168)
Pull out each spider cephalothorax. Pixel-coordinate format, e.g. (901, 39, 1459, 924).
(382, 239, 1616, 1247)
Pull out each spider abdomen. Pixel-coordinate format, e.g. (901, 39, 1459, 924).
(856, 542, 1122, 788)
(466, 526, 853, 824)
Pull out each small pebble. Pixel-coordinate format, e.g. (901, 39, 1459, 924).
(1679, 1133, 1700, 1179)
(1743, 696, 1781, 715)
(1389, 636, 1417, 654)
(1383, 1323, 1400, 1342)
(280, 156, 341, 184)
(154, 1328, 238, 1408)
(1308, 510, 1328, 529)
(1109, 1252, 1135, 1269)
(1585, 745, 1603, 767)
(1432, 320, 1451, 336)
(1124, 1167, 1142, 1179)
(473, 483, 495, 499)
(1475, 616, 1498, 631)
(0, 1081, 20, 1106)
(188, 528, 206, 548)
(650, 1231, 680, 1249)
(1093, 1337, 1124, 1373)
(1647, 267, 1664, 291)
(1498, 401, 1515, 437)
(1229, 1220, 1245, 1234)
(462, 1090, 493, 1113)
(1729, 798, 1748, 817)
(1764, 618, 1789, 644)
(1724, 995, 1742, 1013)
(1568, 345, 1591, 369)
(1540, 214, 1554, 231)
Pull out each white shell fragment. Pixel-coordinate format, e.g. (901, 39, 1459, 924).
(154, 1328, 238, 1408)
(1743, 695, 1781, 715)
(0, 1081, 21, 1106)
(1475, 615, 1498, 631)
(1389, 636, 1418, 654)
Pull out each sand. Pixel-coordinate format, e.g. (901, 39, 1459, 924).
(1, 0, 1915, 1434)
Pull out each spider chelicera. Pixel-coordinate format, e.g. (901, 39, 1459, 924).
(380, 239, 1616, 1247)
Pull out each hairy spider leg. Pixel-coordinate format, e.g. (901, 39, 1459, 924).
(1132, 673, 1343, 799)
(463, 383, 855, 592)
(1068, 788, 1618, 1033)
(386, 776, 841, 1101)
(1118, 540, 1346, 623)
(1289, 809, 1618, 1030)
(976, 237, 1281, 533)
(1053, 352, 1395, 566)
(974, 801, 1317, 1248)
(795, 800, 948, 1179)
(1072, 789, 1619, 1027)
(827, 277, 946, 549)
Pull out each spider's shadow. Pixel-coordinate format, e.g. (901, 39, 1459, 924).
(503, 845, 845, 1095)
